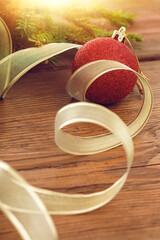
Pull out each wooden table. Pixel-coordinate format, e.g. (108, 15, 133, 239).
(0, 1, 160, 239)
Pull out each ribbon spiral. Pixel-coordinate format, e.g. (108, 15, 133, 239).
(0, 18, 153, 240)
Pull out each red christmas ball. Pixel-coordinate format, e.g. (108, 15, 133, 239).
(72, 37, 138, 104)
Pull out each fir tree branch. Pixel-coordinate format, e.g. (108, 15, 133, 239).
(0, 0, 143, 67)
(127, 33, 143, 43)
(97, 8, 135, 28)
(16, 12, 37, 38)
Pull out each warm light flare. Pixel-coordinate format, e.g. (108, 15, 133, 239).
(33, 0, 97, 8)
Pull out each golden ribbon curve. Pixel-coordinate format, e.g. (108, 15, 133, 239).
(0, 99, 133, 240)
(0, 61, 152, 239)
(0, 18, 153, 240)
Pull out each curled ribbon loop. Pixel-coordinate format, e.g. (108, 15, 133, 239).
(0, 57, 153, 240)
(67, 60, 153, 140)
(1, 100, 134, 240)
(0, 161, 58, 240)
(0, 17, 153, 240)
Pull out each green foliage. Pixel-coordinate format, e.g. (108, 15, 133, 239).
(0, 1, 143, 67)
(28, 32, 54, 46)
(49, 56, 59, 69)
(16, 12, 37, 38)
(127, 33, 143, 43)
(100, 9, 135, 28)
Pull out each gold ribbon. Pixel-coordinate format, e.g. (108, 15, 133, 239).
(0, 63, 152, 239)
(1, 100, 133, 240)
(0, 21, 153, 240)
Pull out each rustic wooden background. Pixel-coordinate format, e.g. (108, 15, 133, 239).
(0, 0, 160, 239)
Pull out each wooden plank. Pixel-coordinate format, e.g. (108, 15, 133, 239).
(102, 0, 160, 61)
(0, 58, 159, 240)
(0, 1, 160, 239)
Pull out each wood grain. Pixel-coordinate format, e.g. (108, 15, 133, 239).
(0, 1, 160, 239)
